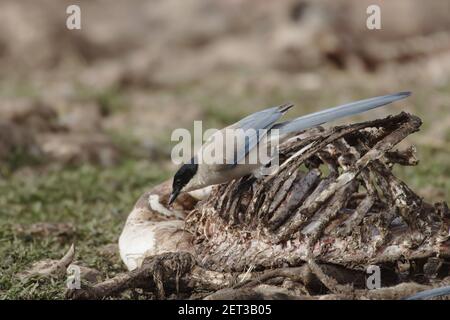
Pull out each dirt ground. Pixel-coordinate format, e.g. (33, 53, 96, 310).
(0, 0, 449, 299)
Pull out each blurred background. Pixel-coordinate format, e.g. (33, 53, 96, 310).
(1, 0, 450, 298)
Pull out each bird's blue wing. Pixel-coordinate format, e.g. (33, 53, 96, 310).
(230, 103, 293, 165)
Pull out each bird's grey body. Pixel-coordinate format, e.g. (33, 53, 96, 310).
(169, 91, 411, 204)
(183, 103, 293, 191)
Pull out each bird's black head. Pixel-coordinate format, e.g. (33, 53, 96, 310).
(169, 162, 198, 205)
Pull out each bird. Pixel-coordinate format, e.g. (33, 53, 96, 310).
(168, 91, 411, 205)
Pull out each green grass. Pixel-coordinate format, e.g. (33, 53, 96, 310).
(395, 145, 450, 202)
(73, 84, 128, 117)
(0, 161, 169, 299)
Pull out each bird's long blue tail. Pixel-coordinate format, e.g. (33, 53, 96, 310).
(405, 285, 450, 300)
(273, 91, 411, 135)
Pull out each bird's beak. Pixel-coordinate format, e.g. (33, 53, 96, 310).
(168, 189, 180, 206)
